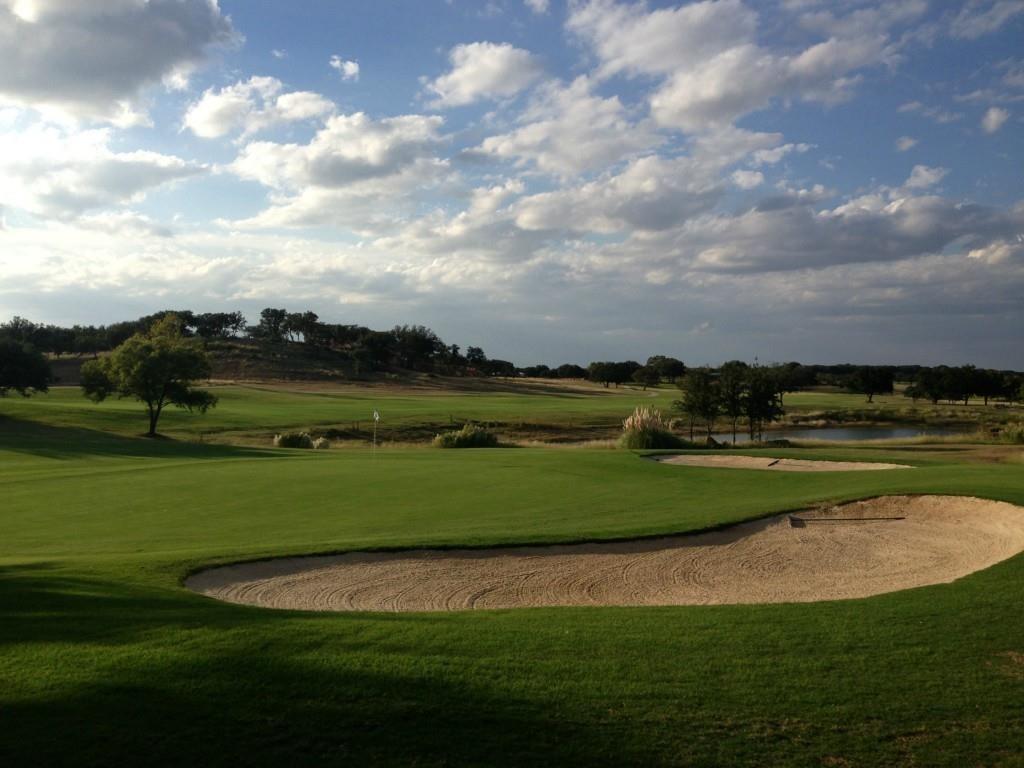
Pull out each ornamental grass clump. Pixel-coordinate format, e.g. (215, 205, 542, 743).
(433, 423, 500, 448)
(620, 406, 685, 449)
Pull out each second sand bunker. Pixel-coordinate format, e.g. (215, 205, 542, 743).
(187, 496, 1024, 612)
(653, 454, 912, 471)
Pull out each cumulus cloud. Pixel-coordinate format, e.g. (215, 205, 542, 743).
(0, 0, 235, 123)
(478, 76, 661, 176)
(679, 193, 1023, 273)
(895, 135, 918, 151)
(425, 42, 544, 108)
(184, 77, 334, 139)
(731, 170, 764, 189)
(330, 56, 360, 81)
(510, 140, 762, 233)
(227, 112, 449, 231)
(525, 0, 550, 13)
(903, 164, 948, 189)
(568, 0, 919, 133)
(0, 124, 203, 220)
(981, 105, 1010, 133)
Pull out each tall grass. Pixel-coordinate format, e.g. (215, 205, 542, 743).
(620, 406, 685, 449)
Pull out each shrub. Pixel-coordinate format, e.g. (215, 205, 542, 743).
(998, 425, 1024, 444)
(312, 437, 330, 450)
(620, 406, 686, 449)
(273, 432, 314, 449)
(433, 423, 499, 448)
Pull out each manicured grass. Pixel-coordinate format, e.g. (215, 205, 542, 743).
(0, 382, 680, 440)
(3, 408, 1024, 766)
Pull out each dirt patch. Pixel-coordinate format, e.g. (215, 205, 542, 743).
(187, 496, 1024, 612)
(653, 454, 911, 471)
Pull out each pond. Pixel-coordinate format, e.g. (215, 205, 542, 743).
(708, 425, 970, 444)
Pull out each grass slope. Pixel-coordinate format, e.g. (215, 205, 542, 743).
(2, 410, 1024, 766)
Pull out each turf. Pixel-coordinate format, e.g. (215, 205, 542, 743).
(2, 403, 1024, 766)
(0, 382, 680, 440)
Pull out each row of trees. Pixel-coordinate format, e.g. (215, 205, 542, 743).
(905, 365, 1019, 406)
(674, 362, 785, 443)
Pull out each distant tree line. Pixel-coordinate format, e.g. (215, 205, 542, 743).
(2, 312, 1022, 399)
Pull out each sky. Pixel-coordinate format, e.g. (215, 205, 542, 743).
(0, 0, 1022, 368)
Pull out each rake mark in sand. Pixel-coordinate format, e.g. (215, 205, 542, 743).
(187, 496, 1024, 612)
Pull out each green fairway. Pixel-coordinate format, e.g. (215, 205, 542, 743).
(0, 382, 680, 441)
(3, 403, 1024, 766)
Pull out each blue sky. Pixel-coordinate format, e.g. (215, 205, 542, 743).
(1, 0, 1022, 367)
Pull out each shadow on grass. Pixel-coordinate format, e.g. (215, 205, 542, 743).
(0, 563, 643, 767)
(0, 416, 278, 461)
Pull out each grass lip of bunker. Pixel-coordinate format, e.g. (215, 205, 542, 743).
(651, 454, 913, 472)
(186, 495, 1024, 613)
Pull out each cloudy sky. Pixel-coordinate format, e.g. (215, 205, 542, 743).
(1, 0, 1022, 367)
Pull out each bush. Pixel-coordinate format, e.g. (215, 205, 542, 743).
(620, 406, 686, 449)
(312, 437, 330, 450)
(433, 423, 499, 448)
(998, 425, 1024, 444)
(273, 432, 314, 449)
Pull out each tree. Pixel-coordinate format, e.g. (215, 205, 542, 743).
(674, 368, 719, 440)
(718, 360, 748, 444)
(0, 340, 51, 397)
(847, 366, 894, 403)
(587, 361, 616, 388)
(743, 365, 784, 442)
(556, 363, 586, 379)
(80, 315, 217, 437)
(632, 365, 661, 390)
(645, 355, 686, 383)
(253, 308, 288, 343)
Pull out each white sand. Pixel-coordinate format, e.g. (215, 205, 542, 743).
(653, 454, 911, 471)
(186, 496, 1024, 612)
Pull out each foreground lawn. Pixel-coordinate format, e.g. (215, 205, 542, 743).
(2, 420, 1024, 765)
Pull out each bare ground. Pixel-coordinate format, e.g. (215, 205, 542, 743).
(186, 496, 1024, 612)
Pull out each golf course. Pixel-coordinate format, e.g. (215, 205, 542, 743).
(3, 383, 1024, 766)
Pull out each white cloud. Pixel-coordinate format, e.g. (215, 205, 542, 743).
(0, 124, 203, 220)
(981, 105, 1010, 133)
(569, 0, 914, 133)
(898, 101, 963, 124)
(525, 0, 549, 13)
(227, 112, 449, 231)
(567, 0, 756, 80)
(426, 42, 544, 108)
(731, 170, 764, 189)
(967, 239, 1024, 264)
(895, 135, 918, 151)
(951, 0, 1024, 39)
(184, 77, 334, 139)
(330, 56, 360, 82)
(272, 49, 287, 60)
(478, 76, 660, 176)
(750, 143, 813, 166)
(904, 164, 948, 189)
(0, 0, 235, 123)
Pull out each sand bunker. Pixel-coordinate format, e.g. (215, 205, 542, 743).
(187, 496, 1024, 612)
(653, 454, 912, 471)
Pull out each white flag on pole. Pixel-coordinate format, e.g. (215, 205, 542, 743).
(373, 409, 380, 422)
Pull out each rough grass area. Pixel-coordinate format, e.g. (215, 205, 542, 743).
(2, 411, 1024, 765)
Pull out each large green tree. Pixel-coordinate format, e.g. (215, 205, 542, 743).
(80, 315, 217, 437)
(0, 340, 51, 397)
